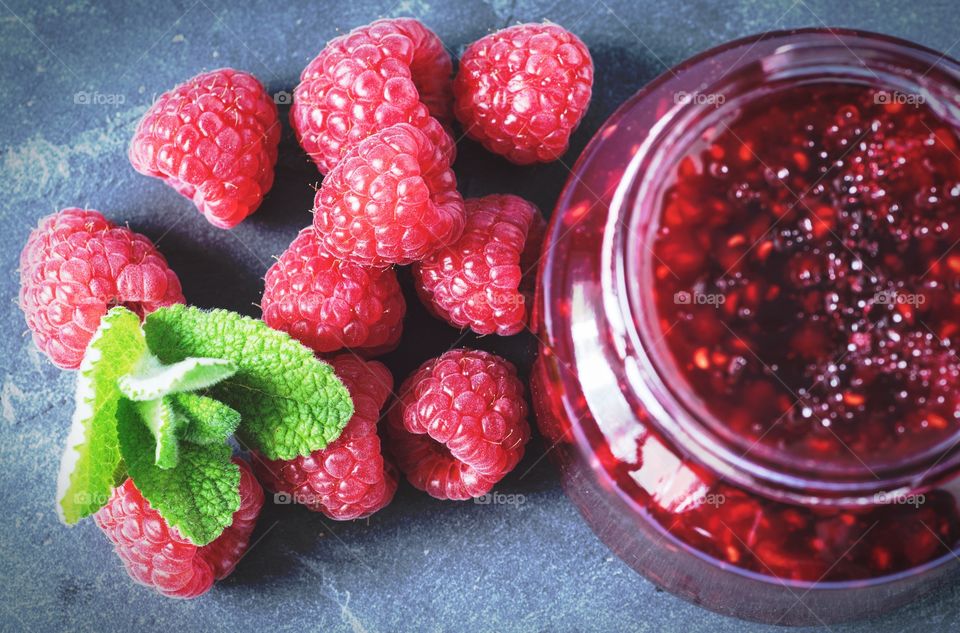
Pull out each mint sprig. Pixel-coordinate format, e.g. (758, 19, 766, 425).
(56, 304, 354, 546)
(144, 305, 354, 460)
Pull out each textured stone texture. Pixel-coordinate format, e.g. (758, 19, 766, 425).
(2, 0, 960, 631)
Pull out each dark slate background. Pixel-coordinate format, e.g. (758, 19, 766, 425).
(3, 1, 960, 631)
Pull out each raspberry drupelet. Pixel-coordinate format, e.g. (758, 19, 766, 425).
(261, 227, 406, 355)
(312, 122, 466, 268)
(94, 458, 264, 599)
(387, 349, 530, 500)
(129, 68, 280, 228)
(453, 22, 593, 164)
(291, 17, 455, 174)
(414, 194, 545, 336)
(254, 355, 397, 520)
(19, 208, 184, 369)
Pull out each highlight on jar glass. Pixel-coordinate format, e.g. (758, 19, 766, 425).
(532, 27, 960, 625)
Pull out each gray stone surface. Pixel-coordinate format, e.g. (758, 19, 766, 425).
(2, 0, 960, 631)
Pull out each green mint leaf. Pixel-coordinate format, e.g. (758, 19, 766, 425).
(57, 307, 147, 524)
(117, 399, 240, 546)
(170, 393, 241, 445)
(118, 356, 237, 401)
(143, 305, 353, 460)
(135, 397, 180, 469)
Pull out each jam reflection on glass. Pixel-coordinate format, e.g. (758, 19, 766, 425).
(653, 83, 960, 470)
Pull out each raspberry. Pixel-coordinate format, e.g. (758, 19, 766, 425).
(291, 18, 455, 174)
(453, 23, 593, 164)
(386, 349, 530, 500)
(414, 194, 545, 336)
(129, 68, 280, 228)
(94, 458, 264, 599)
(254, 355, 397, 520)
(19, 208, 184, 369)
(261, 228, 405, 354)
(312, 122, 466, 267)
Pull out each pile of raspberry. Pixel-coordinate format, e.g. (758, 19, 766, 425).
(259, 18, 591, 515)
(19, 16, 593, 599)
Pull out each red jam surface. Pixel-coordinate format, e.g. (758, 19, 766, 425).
(652, 82, 960, 472)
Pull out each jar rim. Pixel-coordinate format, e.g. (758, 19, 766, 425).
(605, 27, 960, 504)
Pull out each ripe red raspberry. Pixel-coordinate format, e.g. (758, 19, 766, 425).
(19, 208, 184, 369)
(94, 458, 264, 599)
(312, 122, 465, 267)
(254, 355, 397, 520)
(453, 23, 593, 164)
(291, 18, 455, 174)
(414, 194, 545, 336)
(386, 349, 530, 500)
(129, 68, 280, 228)
(261, 228, 405, 354)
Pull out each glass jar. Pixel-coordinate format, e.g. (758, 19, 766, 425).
(532, 28, 960, 625)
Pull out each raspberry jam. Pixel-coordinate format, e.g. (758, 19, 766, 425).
(653, 82, 960, 474)
(532, 29, 960, 624)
